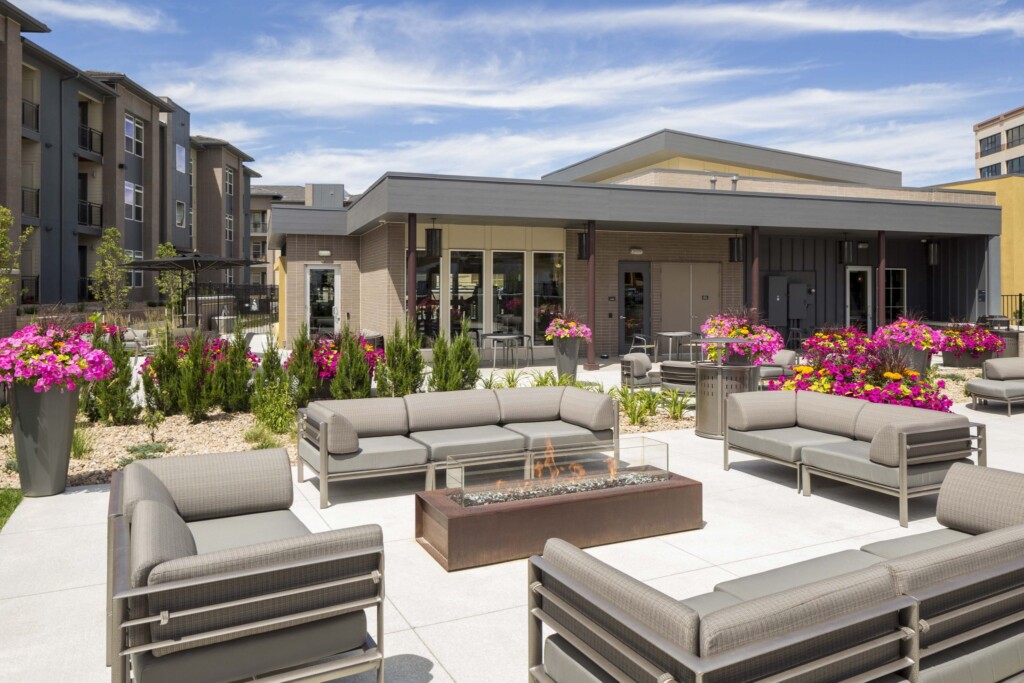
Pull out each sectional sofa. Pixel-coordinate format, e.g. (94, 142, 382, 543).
(298, 386, 618, 508)
(966, 357, 1024, 416)
(528, 463, 1024, 683)
(724, 390, 985, 526)
(107, 449, 385, 683)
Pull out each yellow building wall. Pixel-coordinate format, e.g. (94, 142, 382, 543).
(939, 176, 1024, 296)
(599, 155, 819, 183)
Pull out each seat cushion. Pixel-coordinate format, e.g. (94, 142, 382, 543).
(130, 611, 367, 683)
(727, 391, 797, 431)
(796, 391, 865, 438)
(714, 549, 882, 601)
(410, 425, 525, 461)
(966, 378, 1024, 400)
(299, 435, 429, 474)
(503, 421, 612, 451)
(727, 426, 851, 463)
(678, 591, 742, 618)
(307, 397, 408, 437)
(187, 510, 310, 555)
(983, 357, 1024, 381)
(543, 634, 616, 683)
(802, 440, 969, 489)
(495, 387, 565, 423)
(937, 463, 1024, 534)
(860, 528, 973, 560)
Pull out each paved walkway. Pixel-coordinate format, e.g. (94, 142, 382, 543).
(0, 400, 1016, 683)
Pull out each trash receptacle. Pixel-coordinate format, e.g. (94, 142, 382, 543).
(695, 363, 759, 439)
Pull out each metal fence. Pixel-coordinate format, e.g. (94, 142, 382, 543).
(1002, 294, 1024, 326)
(181, 283, 278, 337)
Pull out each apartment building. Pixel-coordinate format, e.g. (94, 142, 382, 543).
(975, 105, 1024, 178)
(250, 185, 304, 285)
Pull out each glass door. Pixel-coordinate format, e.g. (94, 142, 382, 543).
(306, 265, 340, 335)
(492, 252, 525, 336)
(618, 262, 651, 354)
(533, 252, 564, 344)
(450, 251, 484, 339)
(845, 266, 873, 333)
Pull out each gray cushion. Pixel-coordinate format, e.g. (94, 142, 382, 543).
(409, 425, 524, 462)
(121, 463, 178, 521)
(801, 440, 968, 489)
(622, 353, 652, 377)
(299, 434, 428, 473)
(918, 619, 1024, 683)
(543, 635, 616, 683)
(770, 349, 798, 367)
(310, 397, 408, 437)
(678, 590, 741, 618)
(503, 421, 612, 451)
(137, 449, 293, 523)
(305, 402, 359, 455)
(868, 418, 971, 467)
(983, 357, 1024, 380)
(937, 464, 1024, 535)
(404, 390, 500, 432)
(187, 510, 310, 555)
(130, 611, 368, 683)
(714, 549, 882, 601)
(130, 500, 197, 588)
(796, 391, 865, 438)
(727, 426, 851, 463)
(966, 378, 1024, 399)
(495, 386, 565, 423)
(559, 388, 616, 431)
(860, 528, 973, 560)
(854, 402, 944, 442)
(727, 391, 797, 431)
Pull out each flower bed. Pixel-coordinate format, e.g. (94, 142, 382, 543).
(310, 334, 385, 380)
(938, 324, 1005, 359)
(872, 317, 940, 352)
(700, 313, 783, 365)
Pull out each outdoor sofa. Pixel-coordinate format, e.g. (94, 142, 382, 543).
(107, 449, 384, 683)
(528, 463, 1024, 683)
(621, 352, 661, 387)
(723, 390, 985, 526)
(756, 348, 798, 382)
(299, 386, 618, 508)
(966, 357, 1024, 416)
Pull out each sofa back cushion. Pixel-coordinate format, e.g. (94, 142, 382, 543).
(770, 349, 798, 367)
(130, 500, 197, 588)
(867, 416, 971, 467)
(121, 462, 178, 522)
(559, 387, 616, 431)
(938, 464, 1024, 534)
(796, 391, 865, 438)
(312, 397, 407, 437)
(727, 391, 796, 431)
(700, 564, 901, 680)
(855, 403, 938, 443)
(495, 387, 565, 424)
(540, 538, 698, 678)
(622, 353, 652, 377)
(305, 402, 360, 454)
(405, 390, 500, 432)
(984, 357, 1024, 380)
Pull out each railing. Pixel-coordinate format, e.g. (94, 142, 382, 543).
(251, 247, 267, 261)
(21, 99, 38, 132)
(78, 125, 103, 154)
(21, 187, 39, 218)
(20, 276, 38, 305)
(1002, 294, 1024, 326)
(77, 200, 102, 227)
(180, 283, 279, 337)
(250, 220, 268, 235)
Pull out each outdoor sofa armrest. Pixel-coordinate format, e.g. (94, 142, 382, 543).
(304, 402, 359, 454)
(868, 420, 984, 468)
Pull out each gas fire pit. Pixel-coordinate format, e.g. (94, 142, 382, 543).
(415, 437, 702, 571)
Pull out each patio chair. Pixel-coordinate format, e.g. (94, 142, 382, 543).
(620, 353, 660, 387)
(758, 348, 798, 383)
(627, 334, 655, 356)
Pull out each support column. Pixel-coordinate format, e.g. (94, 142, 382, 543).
(406, 213, 417, 322)
(584, 219, 598, 370)
(876, 230, 886, 329)
(749, 226, 760, 318)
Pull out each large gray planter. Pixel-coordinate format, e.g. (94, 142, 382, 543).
(941, 350, 994, 368)
(554, 337, 581, 381)
(904, 348, 931, 376)
(10, 384, 79, 497)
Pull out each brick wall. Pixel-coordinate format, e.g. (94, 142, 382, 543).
(359, 223, 405, 336)
(565, 231, 743, 356)
(283, 234, 359, 345)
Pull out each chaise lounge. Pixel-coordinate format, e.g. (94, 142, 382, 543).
(966, 357, 1024, 416)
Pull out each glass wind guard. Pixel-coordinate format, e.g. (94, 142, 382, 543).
(446, 437, 669, 508)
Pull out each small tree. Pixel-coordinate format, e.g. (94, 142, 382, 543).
(451, 318, 481, 389)
(91, 227, 131, 311)
(92, 329, 141, 425)
(0, 206, 31, 311)
(376, 318, 424, 397)
(141, 327, 182, 416)
(329, 325, 372, 399)
(287, 323, 320, 406)
(252, 341, 296, 434)
(178, 329, 215, 423)
(153, 242, 191, 322)
(213, 327, 256, 412)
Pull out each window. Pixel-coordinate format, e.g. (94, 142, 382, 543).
(1009, 156, 1024, 174)
(175, 201, 185, 228)
(533, 252, 565, 344)
(979, 133, 1000, 157)
(251, 210, 267, 233)
(188, 207, 193, 239)
(124, 182, 143, 221)
(980, 162, 1002, 178)
(225, 269, 234, 285)
(175, 144, 186, 173)
(123, 249, 144, 288)
(414, 251, 441, 341)
(225, 214, 234, 242)
(225, 168, 235, 196)
(884, 268, 907, 324)
(450, 251, 484, 337)
(251, 241, 266, 260)
(188, 156, 194, 189)
(1008, 124, 1024, 150)
(492, 252, 525, 336)
(124, 114, 143, 157)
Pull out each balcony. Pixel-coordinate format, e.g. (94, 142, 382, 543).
(250, 220, 268, 236)
(77, 125, 103, 155)
(77, 200, 102, 227)
(21, 187, 39, 218)
(21, 99, 38, 132)
(251, 247, 267, 262)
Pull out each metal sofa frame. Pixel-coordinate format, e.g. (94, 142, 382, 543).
(968, 391, 1024, 417)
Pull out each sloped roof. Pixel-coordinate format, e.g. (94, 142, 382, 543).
(85, 71, 174, 112)
(0, 1, 48, 32)
(190, 135, 254, 163)
(252, 185, 305, 202)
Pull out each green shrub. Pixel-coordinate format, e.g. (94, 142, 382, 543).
(179, 330, 215, 423)
(244, 424, 281, 450)
(452, 319, 481, 389)
(0, 488, 23, 531)
(617, 387, 647, 426)
(479, 372, 498, 389)
(329, 325, 372, 400)
(142, 405, 165, 443)
(429, 320, 480, 392)
(376, 319, 425, 397)
(142, 328, 182, 416)
(126, 442, 168, 457)
(498, 368, 525, 389)
(288, 323, 320, 407)
(214, 327, 255, 412)
(641, 389, 661, 418)
(70, 427, 93, 460)
(91, 331, 141, 426)
(529, 370, 557, 387)
(3, 454, 17, 474)
(253, 345, 297, 434)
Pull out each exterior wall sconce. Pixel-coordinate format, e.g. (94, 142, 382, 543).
(576, 231, 589, 260)
(927, 241, 940, 266)
(837, 237, 856, 265)
(629, 247, 643, 256)
(426, 217, 442, 257)
(709, 175, 717, 190)
(728, 235, 745, 262)
(317, 249, 331, 257)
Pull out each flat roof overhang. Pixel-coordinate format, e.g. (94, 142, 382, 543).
(270, 172, 1001, 248)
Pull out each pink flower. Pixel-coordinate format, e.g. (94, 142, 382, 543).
(0, 324, 115, 392)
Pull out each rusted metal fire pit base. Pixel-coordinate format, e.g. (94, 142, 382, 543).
(415, 472, 702, 571)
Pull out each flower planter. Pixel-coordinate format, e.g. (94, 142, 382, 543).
(941, 350, 993, 368)
(554, 337, 581, 381)
(904, 347, 932, 376)
(10, 385, 79, 497)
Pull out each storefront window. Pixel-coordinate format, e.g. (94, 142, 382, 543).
(533, 252, 564, 344)
(415, 252, 441, 341)
(450, 251, 484, 338)
(492, 252, 525, 336)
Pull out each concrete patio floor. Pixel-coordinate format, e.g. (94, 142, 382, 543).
(0, 399, 1017, 683)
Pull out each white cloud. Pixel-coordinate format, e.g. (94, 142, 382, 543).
(191, 120, 267, 147)
(18, 0, 171, 32)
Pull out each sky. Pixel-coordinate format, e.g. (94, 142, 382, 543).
(19, 0, 1024, 191)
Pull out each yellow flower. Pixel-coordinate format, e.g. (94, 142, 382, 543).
(794, 365, 813, 374)
(882, 372, 903, 381)
(905, 370, 920, 378)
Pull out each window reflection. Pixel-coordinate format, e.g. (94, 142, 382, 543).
(450, 251, 484, 337)
(492, 252, 525, 336)
(534, 253, 564, 344)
